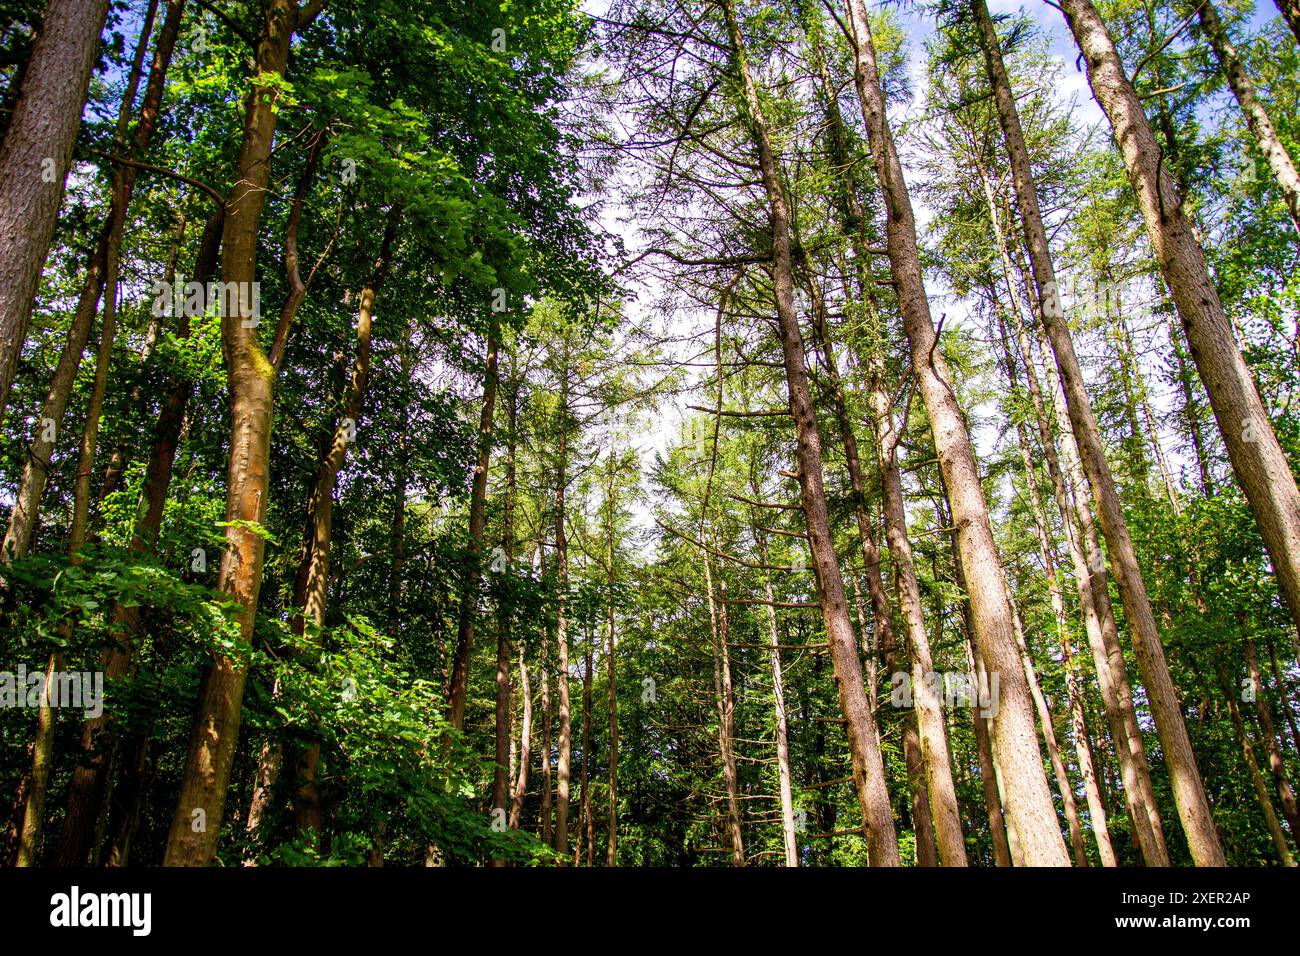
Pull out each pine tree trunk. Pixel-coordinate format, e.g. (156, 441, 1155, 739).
(508, 646, 533, 830)
(1215, 662, 1295, 865)
(754, 524, 798, 867)
(553, 376, 572, 859)
(721, 0, 900, 864)
(1245, 638, 1300, 836)
(845, 0, 1066, 865)
(448, 311, 502, 729)
(492, 369, 519, 829)
(1194, 0, 1300, 232)
(604, 458, 620, 866)
(808, 272, 964, 866)
(0, 0, 110, 425)
(1061, 0, 1300, 770)
(979, 0, 1194, 863)
(703, 555, 745, 865)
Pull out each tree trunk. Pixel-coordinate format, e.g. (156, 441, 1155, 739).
(807, 269, 963, 866)
(0, 0, 110, 425)
(846, 0, 1067, 865)
(2, 0, 180, 561)
(754, 524, 798, 867)
(288, 211, 397, 839)
(993, 306, 1117, 866)
(1194, 0, 1300, 232)
(979, 0, 1193, 864)
(164, 0, 325, 867)
(553, 373, 572, 859)
(722, 0, 900, 864)
(1275, 0, 1300, 46)
(604, 455, 620, 866)
(52, 207, 221, 867)
(1061, 1, 1300, 779)
(704, 554, 745, 865)
(508, 646, 533, 830)
(447, 310, 502, 729)
(1215, 662, 1295, 865)
(492, 366, 519, 830)
(1245, 638, 1300, 836)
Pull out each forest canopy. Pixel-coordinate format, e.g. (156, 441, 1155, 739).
(0, 0, 1298, 872)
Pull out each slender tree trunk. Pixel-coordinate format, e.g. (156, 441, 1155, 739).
(448, 311, 502, 729)
(1245, 639, 1300, 836)
(492, 367, 519, 831)
(994, 306, 1117, 866)
(1215, 662, 1295, 865)
(1193, 0, 1300, 232)
(979, 0, 1199, 863)
(1061, 0, 1300, 745)
(845, 0, 1066, 865)
(722, 0, 900, 864)
(578, 623, 593, 867)
(2, 0, 179, 561)
(808, 273, 964, 866)
(553, 374, 572, 859)
(538, 543, 553, 846)
(703, 554, 745, 865)
(754, 524, 798, 867)
(0, 0, 111, 425)
(164, 0, 325, 867)
(604, 457, 620, 866)
(52, 207, 221, 867)
(508, 646, 533, 829)
(288, 212, 397, 839)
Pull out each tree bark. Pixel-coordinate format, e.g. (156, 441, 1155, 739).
(754, 523, 798, 867)
(1245, 638, 1300, 837)
(52, 207, 221, 867)
(2, 0, 181, 561)
(447, 310, 502, 729)
(0, 0, 110, 426)
(1193, 0, 1300, 232)
(981, 0, 1203, 863)
(1061, 1, 1300, 791)
(722, 0, 900, 864)
(845, 0, 1067, 865)
(164, 0, 326, 867)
